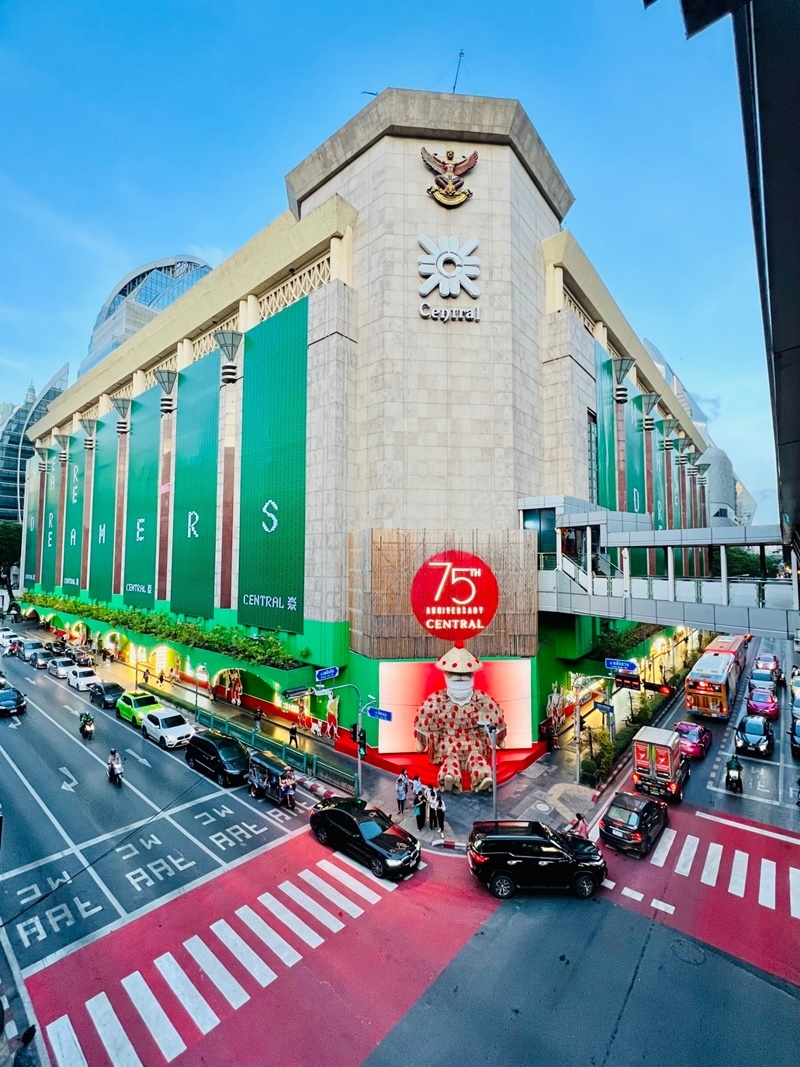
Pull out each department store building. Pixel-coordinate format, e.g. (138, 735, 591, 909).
(22, 90, 744, 769)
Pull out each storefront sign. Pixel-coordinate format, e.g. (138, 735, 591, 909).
(410, 550, 499, 639)
(419, 302, 481, 322)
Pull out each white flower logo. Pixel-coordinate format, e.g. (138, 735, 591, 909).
(418, 236, 480, 299)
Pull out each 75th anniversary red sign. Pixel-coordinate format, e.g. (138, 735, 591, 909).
(410, 550, 499, 641)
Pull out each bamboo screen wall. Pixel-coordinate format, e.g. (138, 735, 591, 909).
(349, 528, 538, 661)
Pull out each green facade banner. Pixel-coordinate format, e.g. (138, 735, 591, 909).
(23, 460, 39, 587)
(89, 413, 119, 602)
(652, 423, 667, 531)
(594, 342, 616, 510)
(625, 392, 646, 515)
(124, 388, 161, 609)
(39, 450, 61, 593)
(61, 436, 86, 593)
(171, 353, 220, 619)
(238, 299, 308, 632)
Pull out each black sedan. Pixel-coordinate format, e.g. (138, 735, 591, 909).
(30, 649, 57, 670)
(0, 686, 27, 717)
(735, 715, 774, 757)
(788, 719, 800, 758)
(310, 797, 420, 880)
(599, 791, 669, 856)
(87, 681, 126, 708)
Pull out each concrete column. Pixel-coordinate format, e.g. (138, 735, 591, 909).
(585, 524, 592, 589)
(667, 547, 675, 601)
(132, 370, 146, 396)
(593, 320, 608, 349)
(555, 525, 563, 571)
(176, 339, 193, 370)
(97, 393, 112, 417)
(792, 549, 800, 612)
(720, 544, 729, 605)
(247, 293, 260, 329)
(546, 265, 565, 314)
(330, 226, 353, 287)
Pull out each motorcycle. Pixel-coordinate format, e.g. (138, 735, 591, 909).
(107, 759, 123, 788)
(777, 669, 787, 688)
(79, 717, 95, 741)
(725, 765, 743, 794)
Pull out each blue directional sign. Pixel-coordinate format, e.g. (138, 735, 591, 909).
(367, 707, 393, 722)
(315, 666, 340, 682)
(594, 702, 614, 715)
(604, 658, 638, 673)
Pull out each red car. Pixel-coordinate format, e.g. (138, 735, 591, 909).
(755, 653, 780, 674)
(746, 688, 779, 719)
(674, 721, 713, 759)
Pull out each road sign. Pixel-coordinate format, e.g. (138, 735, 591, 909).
(594, 702, 614, 715)
(366, 707, 393, 721)
(283, 686, 311, 700)
(615, 673, 642, 691)
(315, 666, 339, 682)
(605, 658, 638, 673)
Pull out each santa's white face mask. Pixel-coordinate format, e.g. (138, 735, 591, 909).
(446, 674, 474, 706)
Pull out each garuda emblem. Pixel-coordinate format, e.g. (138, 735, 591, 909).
(421, 146, 478, 208)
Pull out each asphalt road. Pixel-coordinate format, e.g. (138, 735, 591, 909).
(0, 650, 315, 976)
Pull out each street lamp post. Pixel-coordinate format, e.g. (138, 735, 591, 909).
(572, 675, 583, 785)
(316, 682, 376, 797)
(477, 721, 499, 822)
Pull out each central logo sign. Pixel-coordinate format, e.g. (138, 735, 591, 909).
(410, 550, 499, 640)
(418, 236, 480, 299)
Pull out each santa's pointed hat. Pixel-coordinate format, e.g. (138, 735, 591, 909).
(435, 646, 482, 674)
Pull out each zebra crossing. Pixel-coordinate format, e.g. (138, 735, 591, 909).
(41, 852, 427, 1067)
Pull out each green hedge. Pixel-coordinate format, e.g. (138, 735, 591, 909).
(22, 593, 300, 670)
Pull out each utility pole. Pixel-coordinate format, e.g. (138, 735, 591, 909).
(477, 720, 498, 821)
(318, 682, 375, 797)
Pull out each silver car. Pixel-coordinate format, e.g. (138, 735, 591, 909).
(47, 657, 74, 679)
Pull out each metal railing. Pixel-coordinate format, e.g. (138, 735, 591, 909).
(195, 709, 357, 794)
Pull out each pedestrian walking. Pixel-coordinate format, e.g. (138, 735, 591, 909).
(396, 772, 408, 816)
(142, 667, 150, 685)
(426, 785, 439, 830)
(573, 813, 589, 838)
(289, 723, 299, 748)
(12, 1026, 38, 1067)
(411, 774, 424, 803)
(436, 790, 446, 834)
(158, 669, 165, 687)
(101, 646, 108, 664)
(552, 723, 561, 750)
(414, 790, 427, 831)
(543, 720, 554, 753)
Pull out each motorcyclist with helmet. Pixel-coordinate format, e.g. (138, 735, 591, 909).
(725, 753, 743, 793)
(107, 748, 123, 785)
(79, 710, 95, 738)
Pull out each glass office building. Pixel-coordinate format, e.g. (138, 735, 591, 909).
(0, 368, 68, 522)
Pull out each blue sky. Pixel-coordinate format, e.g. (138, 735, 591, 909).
(0, 0, 775, 520)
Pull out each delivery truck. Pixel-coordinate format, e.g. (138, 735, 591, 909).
(631, 726, 690, 802)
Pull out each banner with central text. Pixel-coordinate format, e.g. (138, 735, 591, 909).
(237, 299, 308, 633)
(23, 459, 39, 588)
(61, 435, 86, 592)
(88, 413, 118, 602)
(124, 388, 161, 609)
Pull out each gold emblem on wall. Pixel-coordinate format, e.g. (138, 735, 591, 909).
(421, 147, 478, 208)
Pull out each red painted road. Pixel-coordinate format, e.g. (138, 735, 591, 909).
(598, 802, 800, 984)
(27, 830, 497, 1067)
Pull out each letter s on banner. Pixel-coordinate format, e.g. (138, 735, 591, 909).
(261, 500, 278, 533)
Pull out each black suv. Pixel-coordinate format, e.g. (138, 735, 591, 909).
(310, 797, 421, 880)
(185, 730, 249, 786)
(467, 820, 607, 900)
(735, 715, 774, 757)
(598, 791, 668, 856)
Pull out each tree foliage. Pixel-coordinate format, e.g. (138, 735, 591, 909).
(22, 593, 301, 670)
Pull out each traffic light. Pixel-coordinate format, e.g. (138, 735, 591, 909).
(642, 680, 676, 697)
(357, 728, 367, 759)
(350, 723, 358, 744)
(614, 673, 642, 691)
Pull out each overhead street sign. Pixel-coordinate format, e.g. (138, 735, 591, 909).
(594, 702, 614, 715)
(367, 707, 393, 721)
(315, 666, 340, 682)
(605, 658, 638, 673)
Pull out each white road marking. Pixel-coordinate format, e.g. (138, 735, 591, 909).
(417, 860, 428, 869)
(316, 860, 381, 903)
(651, 899, 675, 915)
(121, 970, 186, 1061)
(790, 868, 800, 920)
(758, 859, 776, 910)
(235, 905, 302, 966)
(210, 919, 277, 987)
(696, 809, 800, 844)
(333, 851, 398, 890)
(46, 1015, 89, 1067)
(86, 991, 143, 1067)
(154, 951, 219, 1034)
(183, 936, 249, 1009)
(4, 1021, 17, 1039)
(621, 887, 644, 901)
(728, 850, 748, 897)
(649, 828, 677, 868)
(700, 843, 723, 886)
(674, 834, 700, 877)
(257, 891, 324, 947)
(279, 881, 345, 932)
(298, 869, 364, 917)
(601, 879, 616, 890)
